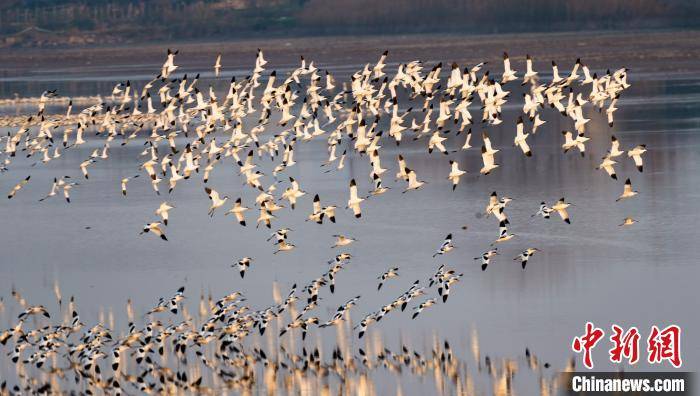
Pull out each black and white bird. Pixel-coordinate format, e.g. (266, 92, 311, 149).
(432, 233, 454, 257)
(224, 198, 248, 226)
(514, 248, 539, 269)
(493, 221, 516, 244)
(7, 176, 30, 199)
(628, 144, 647, 172)
(533, 202, 553, 219)
(233, 257, 252, 278)
(412, 299, 436, 319)
(474, 249, 498, 271)
(347, 179, 364, 218)
(616, 178, 638, 201)
(140, 222, 167, 241)
(377, 267, 399, 290)
(447, 160, 466, 190)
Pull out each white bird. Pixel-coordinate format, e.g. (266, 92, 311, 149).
(214, 53, 222, 77)
(609, 135, 625, 158)
(332, 235, 356, 248)
(616, 178, 638, 201)
(204, 187, 229, 217)
(224, 198, 248, 226)
(8, 176, 30, 199)
(522, 54, 538, 85)
(161, 48, 178, 77)
(619, 217, 638, 227)
(597, 154, 618, 180)
(447, 160, 466, 190)
(347, 179, 364, 218)
(403, 168, 426, 193)
(514, 116, 532, 157)
(120, 175, 139, 196)
(628, 144, 647, 172)
(562, 130, 589, 156)
(274, 240, 296, 254)
(551, 198, 572, 224)
(501, 52, 517, 83)
(480, 145, 499, 175)
(281, 177, 306, 210)
(155, 202, 175, 226)
(140, 222, 167, 241)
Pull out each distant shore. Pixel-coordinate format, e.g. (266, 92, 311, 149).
(0, 30, 699, 79)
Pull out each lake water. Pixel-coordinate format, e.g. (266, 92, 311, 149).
(0, 59, 699, 394)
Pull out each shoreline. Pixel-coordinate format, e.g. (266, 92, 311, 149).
(0, 29, 699, 78)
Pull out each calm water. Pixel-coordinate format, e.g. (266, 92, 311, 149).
(0, 62, 699, 392)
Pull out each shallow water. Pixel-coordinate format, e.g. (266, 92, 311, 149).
(0, 60, 699, 393)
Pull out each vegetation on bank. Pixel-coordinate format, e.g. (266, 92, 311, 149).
(0, 0, 698, 47)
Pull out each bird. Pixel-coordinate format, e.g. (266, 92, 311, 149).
(619, 217, 638, 226)
(204, 187, 229, 217)
(281, 177, 306, 210)
(155, 202, 175, 226)
(7, 176, 30, 199)
(403, 168, 426, 192)
(412, 299, 436, 319)
(233, 257, 252, 278)
(447, 160, 466, 190)
(551, 198, 572, 224)
(224, 198, 248, 226)
(307, 194, 325, 224)
(377, 267, 399, 290)
(274, 240, 296, 254)
(532, 202, 553, 219)
(432, 234, 454, 257)
(332, 235, 356, 248)
(501, 52, 517, 84)
(617, 178, 639, 201)
(120, 175, 139, 196)
(523, 54, 538, 85)
(17, 305, 50, 321)
(561, 130, 588, 156)
(0, 49, 644, 395)
(214, 53, 222, 77)
(514, 116, 532, 157)
(609, 135, 625, 158)
(267, 228, 292, 244)
(347, 179, 364, 218)
(474, 249, 498, 271)
(368, 173, 390, 196)
(628, 144, 647, 172)
(480, 145, 499, 175)
(597, 154, 618, 180)
(140, 222, 167, 241)
(492, 220, 516, 244)
(514, 248, 539, 269)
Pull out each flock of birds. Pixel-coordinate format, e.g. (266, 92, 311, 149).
(0, 48, 643, 394)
